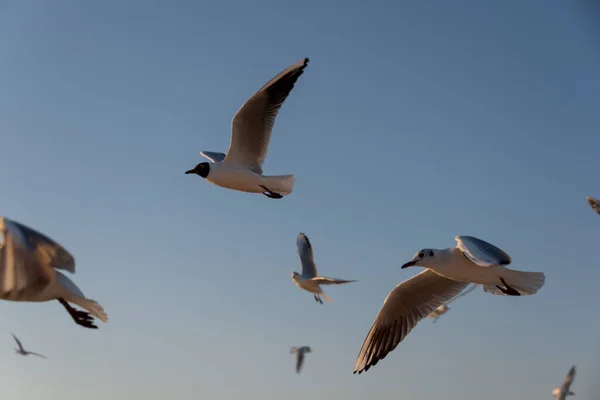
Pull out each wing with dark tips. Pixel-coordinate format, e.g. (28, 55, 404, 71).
(455, 236, 512, 267)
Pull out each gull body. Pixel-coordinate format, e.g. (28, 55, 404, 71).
(353, 235, 545, 374)
(290, 346, 311, 374)
(552, 366, 576, 400)
(0, 217, 108, 329)
(587, 196, 600, 215)
(11, 333, 46, 359)
(185, 58, 310, 199)
(291, 232, 356, 304)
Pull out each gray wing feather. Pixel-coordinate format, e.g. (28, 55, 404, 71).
(312, 277, 356, 285)
(296, 351, 305, 373)
(587, 196, 600, 215)
(445, 283, 478, 305)
(225, 58, 309, 173)
(455, 236, 512, 267)
(28, 351, 47, 359)
(11, 333, 24, 352)
(561, 366, 576, 392)
(353, 270, 469, 374)
(0, 217, 75, 297)
(296, 233, 317, 278)
(200, 151, 226, 163)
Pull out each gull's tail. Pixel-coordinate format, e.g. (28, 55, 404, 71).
(262, 175, 295, 196)
(484, 269, 545, 296)
(320, 292, 332, 303)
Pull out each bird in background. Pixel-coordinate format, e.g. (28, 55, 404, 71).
(11, 333, 47, 359)
(290, 346, 312, 374)
(291, 232, 356, 304)
(586, 196, 600, 215)
(552, 365, 576, 400)
(427, 283, 478, 323)
(353, 235, 546, 374)
(185, 57, 310, 199)
(0, 217, 108, 329)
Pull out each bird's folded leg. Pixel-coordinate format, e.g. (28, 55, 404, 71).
(58, 298, 98, 329)
(496, 278, 521, 296)
(260, 185, 284, 199)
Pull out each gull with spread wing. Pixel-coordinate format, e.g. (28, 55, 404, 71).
(0, 217, 108, 329)
(185, 58, 310, 199)
(11, 333, 47, 359)
(427, 283, 478, 323)
(552, 365, 576, 400)
(291, 232, 356, 304)
(290, 346, 311, 374)
(587, 196, 600, 215)
(353, 235, 545, 374)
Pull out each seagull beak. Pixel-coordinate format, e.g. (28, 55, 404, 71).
(185, 169, 195, 175)
(401, 260, 417, 269)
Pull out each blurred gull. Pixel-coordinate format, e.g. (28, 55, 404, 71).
(291, 232, 356, 304)
(353, 235, 545, 374)
(290, 346, 311, 374)
(11, 333, 46, 359)
(0, 217, 108, 329)
(552, 365, 576, 400)
(185, 58, 310, 199)
(427, 283, 478, 323)
(586, 196, 600, 215)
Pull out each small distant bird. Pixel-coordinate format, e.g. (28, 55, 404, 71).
(291, 232, 356, 304)
(290, 346, 311, 374)
(11, 333, 46, 358)
(353, 235, 545, 374)
(185, 58, 310, 199)
(552, 365, 576, 400)
(0, 217, 108, 329)
(427, 283, 477, 323)
(586, 196, 600, 215)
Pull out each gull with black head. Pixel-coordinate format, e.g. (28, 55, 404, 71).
(290, 346, 312, 374)
(353, 235, 545, 374)
(11, 333, 47, 359)
(185, 58, 310, 199)
(552, 365, 576, 400)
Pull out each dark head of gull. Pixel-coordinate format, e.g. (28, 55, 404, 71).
(185, 162, 210, 178)
(401, 249, 435, 269)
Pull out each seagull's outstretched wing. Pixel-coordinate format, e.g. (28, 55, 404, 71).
(455, 236, 512, 267)
(296, 351, 305, 373)
(296, 232, 317, 278)
(0, 217, 75, 297)
(561, 365, 576, 393)
(27, 351, 47, 359)
(312, 277, 356, 285)
(200, 151, 226, 163)
(353, 270, 469, 374)
(11, 333, 25, 352)
(225, 58, 309, 174)
(445, 283, 478, 305)
(587, 196, 600, 215)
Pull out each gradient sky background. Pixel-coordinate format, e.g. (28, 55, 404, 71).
(1, 0, 600, 399)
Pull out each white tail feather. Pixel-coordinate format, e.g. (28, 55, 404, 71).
(484, 269, 545, 296)
(320, 292, 332, 303)
(262, 175, 295, 195)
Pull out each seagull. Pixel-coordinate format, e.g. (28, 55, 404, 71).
(353, 235, 545, 374)
(0, 217, 108, 329)
(291, 232, 356, 304)
(427, 283, 478, 323)
(586, 196, 600, 215)
(290, 346, 311, 374)
(552, 365, 576, 400)
(185, 58, 310, 199)
(11, 333, 47, 358)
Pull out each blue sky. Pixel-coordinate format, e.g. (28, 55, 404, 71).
(1, 0, 599, 398)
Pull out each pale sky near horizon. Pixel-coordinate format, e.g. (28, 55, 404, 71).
(1, 0, 600, 399)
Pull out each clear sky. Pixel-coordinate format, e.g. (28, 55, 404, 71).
(1, 0, 599, 399)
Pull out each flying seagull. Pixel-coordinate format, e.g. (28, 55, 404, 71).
(0, 217, 108, 329)
(552, 365, 576, 400)
(290, 346, 311, 374)
(291, 232, 356, 304)
(427, 283, 478, 323)
(11, 333, 46, 358)
(353, 235, 545, 374)
(586, 196, 600, 215)
(185, 58, 310, 199)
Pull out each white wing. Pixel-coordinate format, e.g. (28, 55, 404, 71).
(296, 232, 317, 278)
(445, 283, 478, 305)
(312, 277, 356, 285)
(587, 196, 600, 215)
(200, 151, 226, 163)
(224, 58, 309, 174)
(0, 217, 75, 297)
(455, 236, 512, 267)
(353, 270, 469, 374)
